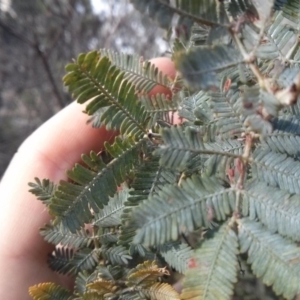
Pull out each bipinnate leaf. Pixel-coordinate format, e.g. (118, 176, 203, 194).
(63, 51, 149, 139)
(244, 181, 300, 242)
(49, 247, 99, 276)
(29, 282, 73, 300)
(276, 0, 300, 23)
(238, 218, 300, 299)
(156, 126, 206, 171)
(174, 45, 243, 90)
(252, 149, 300, 195)
(181, 223, 238, 300)
(102, 245, 132, 266)
(40, 223, 91, 248)
(49, 138, 146, 232)
(119, 156, 179, 246)
(75, 271, 98, 295)
(131, 175, 236, 246)
(157, 126, 243, 172)
(159, 241, 193, 274)
(92, 187, 128, 228)
(100, 49, 171, 93)
(28, 177, 56, 206)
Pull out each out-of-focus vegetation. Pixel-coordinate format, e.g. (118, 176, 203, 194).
(0, 0, 166, 175)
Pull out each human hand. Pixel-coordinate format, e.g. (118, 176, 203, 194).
(0, 57, 176, 299)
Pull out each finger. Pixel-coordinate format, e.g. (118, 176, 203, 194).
(149, 57, 182, 124)
(0, 101, 115, 297)
(0, 58, 177, 298)
(149, 57, 177, 99)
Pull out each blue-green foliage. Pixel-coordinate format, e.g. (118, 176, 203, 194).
(29, 1, 300, 299)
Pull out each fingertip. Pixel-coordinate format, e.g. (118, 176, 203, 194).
(148, 57, 176, 99)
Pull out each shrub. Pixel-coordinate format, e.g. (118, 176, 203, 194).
(29, 1, 300, 299)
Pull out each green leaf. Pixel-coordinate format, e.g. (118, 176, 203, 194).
(48, 247, 74, 275)
(178, 90, 212, 123)
(181, 223, 238, 300)
(174, 45, 243, 90)
(49, 247, 99, 276)
(252, 149, 300, 195)
(28, 177, 56, 207)
(75, 271, 98, 295)
(49, 138, 146, 232)
(130, 175, 236, 246)
(120, 156, 179, 246)
(238, 218, 300, 299)
(244, 181, 300, 241)
(102, 245, 132, 266)
(40, 223, 91, 248)
(140, 93, 180, 127)
(63, 51, 149, 139)
(156, 126, 242, 171)
(92, 188, 128, 228)
(256, 22, 296, 60)
(100, 49, 171, 93)
(29, 282, 73, 300)
(158, 241, 193, 274)
(261, 131, 300, 156)
(275, 0, 300, 24)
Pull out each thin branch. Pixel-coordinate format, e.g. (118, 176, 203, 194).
(0, 20, 66, 108)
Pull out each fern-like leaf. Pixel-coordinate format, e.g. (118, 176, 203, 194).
(244, 181, 300, 242)
(130, 175, 236, 246)
(158, 241, 193, 274)
(28, 177, 56, 206)
(49, 247, 99, 276)
(102, 245, 132, 266)
(181, 223, 238, 300)
(40, 223, 91, 248)
(238, 218, 300, 299)
(140, 93, 180, 127)
(261, 118, 300, 156)
(174, 45, 243, 90)
(92, 188, 128, 228)
(29, 282, 73, 300)
(252, 149, 300, 195)
(156, 126, 242, 171)
(49, 138, 146, 232)
(75, 271, 98, 295)
(267, 133, 299, 156)
(276, 0, 300, 24)
(178, 90, 212, 123)
(63, 51, 149, 139)
(119, 156, 179, 246)
(100, 49, 171, 93)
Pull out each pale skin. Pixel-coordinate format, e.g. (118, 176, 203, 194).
(0, 58, 176, 299)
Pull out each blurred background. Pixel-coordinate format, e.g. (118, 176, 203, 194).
(0, 0, 167, 176)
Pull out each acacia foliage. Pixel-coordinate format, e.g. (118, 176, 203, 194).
(29, 1, 300, 299)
